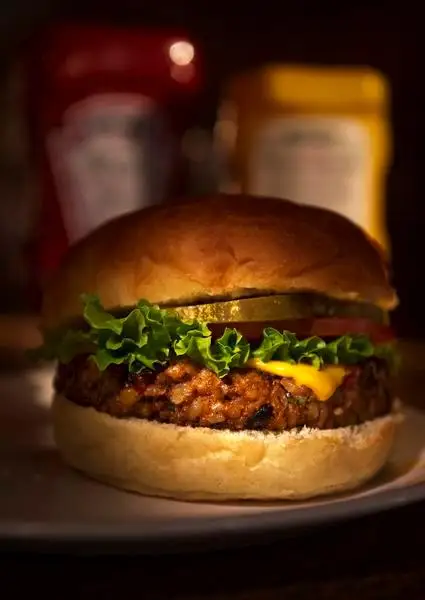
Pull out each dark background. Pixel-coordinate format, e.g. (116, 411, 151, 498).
(0, 2, 422, 336)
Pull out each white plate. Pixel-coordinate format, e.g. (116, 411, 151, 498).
(1, 366, 425, 552)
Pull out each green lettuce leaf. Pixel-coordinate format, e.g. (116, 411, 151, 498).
(322, 335, 375, 365)
(83, 294, 184, 373)
(31, 295, 398, 377)
(175, 327, 250, 377)
(82, 295, 252, 376)
(253, 327, 383, 370)
(251, 328, 296, 362)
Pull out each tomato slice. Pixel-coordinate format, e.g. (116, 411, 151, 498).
(297, 318, 395, 344)
(208, 318, 395, 344)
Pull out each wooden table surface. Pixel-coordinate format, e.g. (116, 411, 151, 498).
(0, 313, 424, 598)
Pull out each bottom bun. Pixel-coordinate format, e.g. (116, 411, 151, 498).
(52, 394, 401, 501)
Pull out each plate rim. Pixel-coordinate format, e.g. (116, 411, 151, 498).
(1, 478, 425, 545)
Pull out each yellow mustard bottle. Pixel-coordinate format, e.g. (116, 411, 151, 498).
(214, 64, 392, 253)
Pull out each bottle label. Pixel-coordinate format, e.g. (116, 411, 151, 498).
(249, 117, 371, 230)
(47, 93, 173, 244)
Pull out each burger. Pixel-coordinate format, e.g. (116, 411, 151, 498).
(35, 194, 401, 501)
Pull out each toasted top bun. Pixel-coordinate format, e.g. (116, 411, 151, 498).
(41, 194, 397, 330)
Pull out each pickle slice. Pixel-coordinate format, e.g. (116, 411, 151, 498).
(167, 294, 386, 324)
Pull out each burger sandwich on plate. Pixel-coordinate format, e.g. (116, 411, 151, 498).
(34, 194, 401, 501)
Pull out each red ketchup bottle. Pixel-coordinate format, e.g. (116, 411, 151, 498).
(24, 24, 202, 306)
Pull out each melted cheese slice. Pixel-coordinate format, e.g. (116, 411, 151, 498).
(247, 359, 347, 401)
